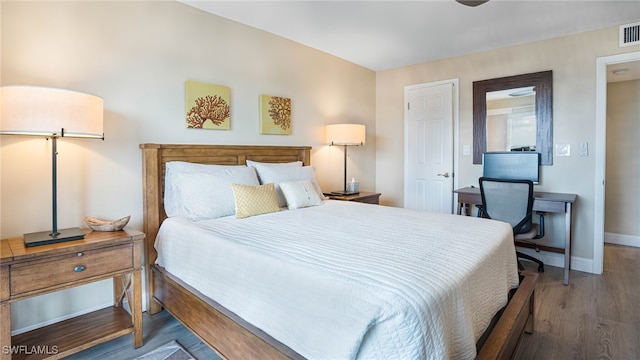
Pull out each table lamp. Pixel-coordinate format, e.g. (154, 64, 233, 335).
(1, 86, 104, 247)
(326, 124, 365, 195)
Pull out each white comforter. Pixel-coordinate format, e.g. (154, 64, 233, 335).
(155, 200, 519, 360)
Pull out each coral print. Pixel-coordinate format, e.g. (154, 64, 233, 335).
(260, 94, 292, 135)
(185, 81, 230, 130)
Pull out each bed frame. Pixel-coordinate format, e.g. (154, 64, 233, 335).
(140, 143, 538, 360)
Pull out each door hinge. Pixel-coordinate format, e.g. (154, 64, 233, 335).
(407, 102, 410, 110)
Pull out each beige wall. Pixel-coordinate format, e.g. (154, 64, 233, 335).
(1, 1, 375, 332)
(376, 26, 640, 267)
(605, 79, 640, 237)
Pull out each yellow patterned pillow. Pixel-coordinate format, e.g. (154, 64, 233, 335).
(231, 183, 281, 219)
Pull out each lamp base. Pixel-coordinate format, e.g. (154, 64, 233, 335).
(329, 190, 360, 196)
(24, 227, 85, 247)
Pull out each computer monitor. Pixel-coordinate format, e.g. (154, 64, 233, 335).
(483, 151, 540, 184)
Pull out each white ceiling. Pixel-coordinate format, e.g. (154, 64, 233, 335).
(179, 0, 640, 71)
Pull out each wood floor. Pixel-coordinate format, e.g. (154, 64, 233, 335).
(514, 243, 640, 359)
(64, 309, 220, 360)
(68, 244, 639, 360)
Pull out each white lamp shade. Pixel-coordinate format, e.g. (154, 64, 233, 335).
(1, 86, 103, 138)
(326, 124, 366, 145)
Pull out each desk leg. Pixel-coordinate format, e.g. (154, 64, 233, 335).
(457, 202, 471, 216)
(564, 203, 572, 285)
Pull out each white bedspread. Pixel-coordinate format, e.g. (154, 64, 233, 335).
(155, 200, 519, 360)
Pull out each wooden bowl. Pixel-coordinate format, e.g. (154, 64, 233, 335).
(84, 215, 130, 232)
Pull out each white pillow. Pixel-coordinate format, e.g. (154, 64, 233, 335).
(280, 180, 323, 209)
(252, 165, 325, 207)
(170, 167, 260, 220)
(246, 160, 302, 168)
(165, 162, 245, 217)
(246, 160, 302, 184)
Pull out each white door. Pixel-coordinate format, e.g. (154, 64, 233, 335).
(404, 82, 454, 213)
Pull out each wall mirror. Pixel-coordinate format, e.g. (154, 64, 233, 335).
(473, 70, 553, 165)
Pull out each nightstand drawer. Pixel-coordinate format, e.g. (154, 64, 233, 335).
(355, 195, 380, 204)
(325, 191, 381, 205)
(10, 244, 133, 296)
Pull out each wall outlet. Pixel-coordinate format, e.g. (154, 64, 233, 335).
(555, 144, 571, 157)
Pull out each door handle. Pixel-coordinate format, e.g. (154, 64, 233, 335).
(437, 172, 450, 178)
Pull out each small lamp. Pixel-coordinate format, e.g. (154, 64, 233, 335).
(326, 124, 365, 195)
(1, 86, 104, 247)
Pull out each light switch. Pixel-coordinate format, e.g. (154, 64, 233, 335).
(463, 144, 471, 156)
(555, 144, 571, 157)
(579, 142, 588, 156)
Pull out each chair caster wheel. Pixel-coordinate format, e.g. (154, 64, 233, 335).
(538, 266, 544, 273)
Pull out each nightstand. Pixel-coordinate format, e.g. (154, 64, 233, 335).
(0, 229, 144, 360)
(324, 191, 381, 205)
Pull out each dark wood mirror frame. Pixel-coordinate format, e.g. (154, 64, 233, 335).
(473, 70, 553, 165)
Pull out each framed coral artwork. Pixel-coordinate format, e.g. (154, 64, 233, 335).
(259, 94, 291, 135)
(185, 81, 230, 130)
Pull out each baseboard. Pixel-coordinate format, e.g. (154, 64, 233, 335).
(605, 232, 640, 248)
(516, 247, 593, 274)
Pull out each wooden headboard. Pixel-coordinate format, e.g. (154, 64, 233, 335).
(139, 143, 311, 266)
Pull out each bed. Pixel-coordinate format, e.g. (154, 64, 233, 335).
(140, 143, 538, 360)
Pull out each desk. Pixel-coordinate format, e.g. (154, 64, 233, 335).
(454, 187, 577, 285)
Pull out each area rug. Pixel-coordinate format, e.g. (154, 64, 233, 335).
(134, 340, 195, 360)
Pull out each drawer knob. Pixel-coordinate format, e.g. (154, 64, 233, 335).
(77, 252, 83, 257)
(74, 265, 86, 272)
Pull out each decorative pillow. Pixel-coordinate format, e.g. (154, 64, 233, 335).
(279, 180, 323, 210)
(165, 162, 245, 217)
(231, 183, 281, 219)
(170, 167, 259, 220)
(250, 165, 325, 207)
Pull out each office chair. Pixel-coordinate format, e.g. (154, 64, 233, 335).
(479, 177, 545, 273)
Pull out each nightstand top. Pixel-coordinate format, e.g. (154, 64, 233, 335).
(3, 229, 144, 263)
(324, 191, 381, 203)
(1, 239, 13, 262)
